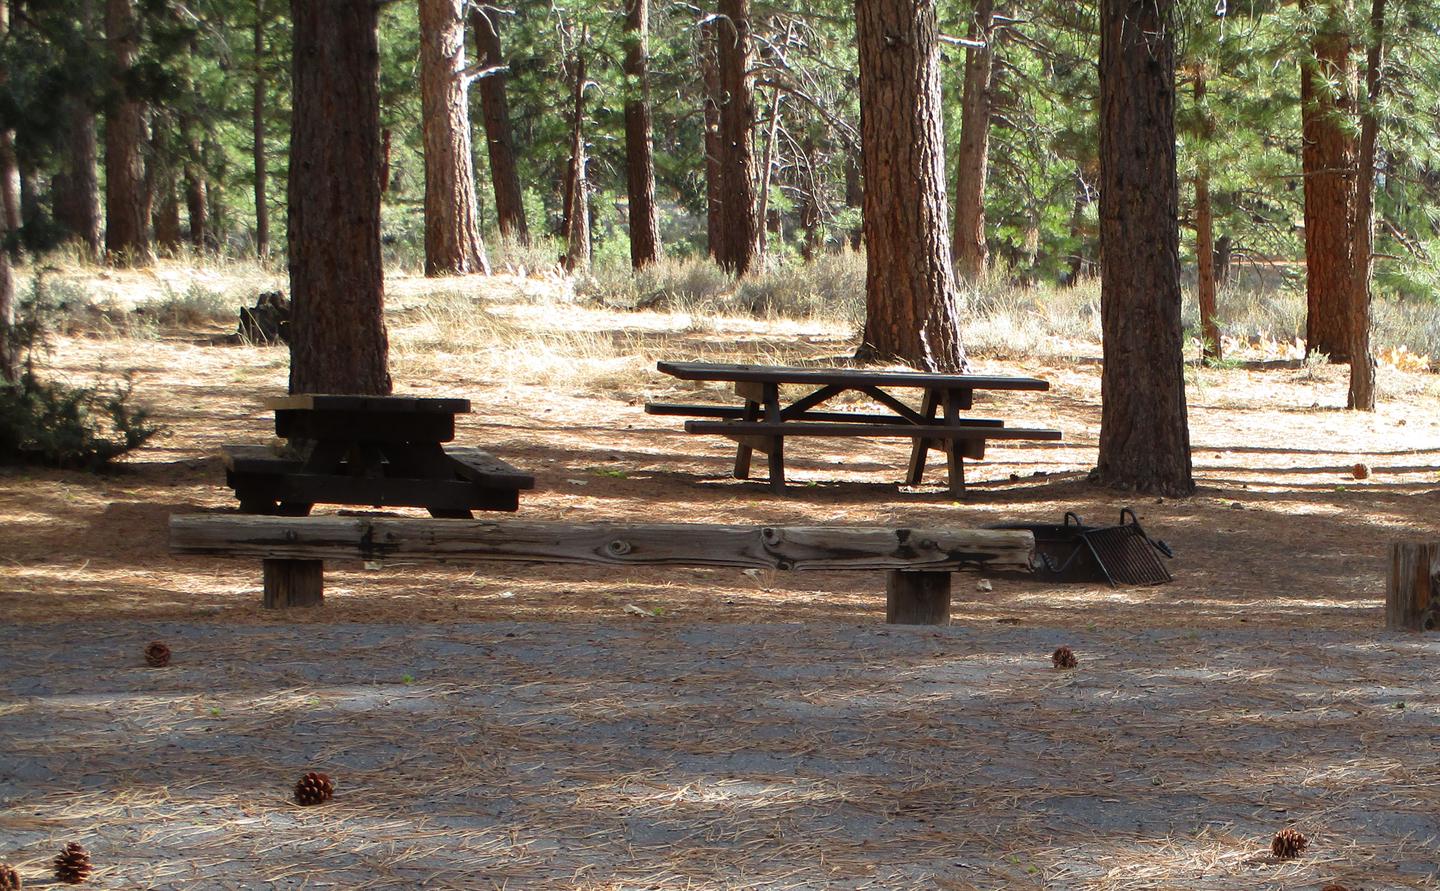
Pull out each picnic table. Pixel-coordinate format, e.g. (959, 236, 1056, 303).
(222, 394, 533, 518)
(647, 361, 1061, 495)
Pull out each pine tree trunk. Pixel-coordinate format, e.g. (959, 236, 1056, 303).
(1094, 0, 1194, 497)
(419, 0, 488, 276)
(716, 0, 760, 276)
(854, 0, 968, 372)
(181, 114, 208, 249)
(252, 0, 269, 256)
(844, 146, 863, 250)
(471, 6, 528, 244)
(104, 0, 151, 264)
(562, 33, 591, 272)
(0, 1, 19, 238)
(1349, 0, 1384, 411)
(1194, 69, 1220, 362)
(756, 88, 783, 259)
(54, 94, 101, 257)
(287, 0, 390, 396)
(952, 0, 994, 282)
(701, 19, 723, 260)
(1300, 0, 1358, 363)
(622, 0, 661, 268)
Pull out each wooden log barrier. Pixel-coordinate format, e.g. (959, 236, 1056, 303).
(170, 515, 1035, 624)
(1387, 542, 1440, 631)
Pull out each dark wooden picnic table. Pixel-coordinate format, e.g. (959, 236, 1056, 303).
(648, 361, 1061, 495)
(223, 394, 533, 518)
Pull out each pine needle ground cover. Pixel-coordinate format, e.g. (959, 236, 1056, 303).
(1, 261, 1438, 887)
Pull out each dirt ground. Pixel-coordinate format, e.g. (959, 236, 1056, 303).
(1, 268, 1438, 889)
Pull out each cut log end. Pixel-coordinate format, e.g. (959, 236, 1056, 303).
(886, 570, 951, 625)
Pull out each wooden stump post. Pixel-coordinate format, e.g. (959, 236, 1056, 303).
(886, 570, 951, 625)
(1387, 543, 1439, 631)
(263, 559, 324, 608)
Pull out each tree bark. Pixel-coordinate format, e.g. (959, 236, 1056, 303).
(853, 0, 967, 372)
(0, 2, 11, 381)
(252, 0, 270, 256)
(701, 19, 724, 259)
(756, 87, 783, 259)
(1349, 0, 1384, 410)
(1094, 0, 1194, 497)
(622, 0, 661, 268)
(471, 5, 528, 244)
(0, 0, 18, 239)
(287, 0, 390, 396)
(54, 94, 101, 258)
(561, 31, 591, 273)
(1300, 0, 1358, 363)
(951, 0, 994, 282)
(1194, 69, 1220, 362)
(716, 0, 761, 276)
(104, 0, 151, 265)
(181, 113, 208, 249)
(419, 0, 489, 276)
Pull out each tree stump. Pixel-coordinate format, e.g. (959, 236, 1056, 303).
(1387, 543, 1439, 631)
(263, 559, 323, 608)
(886, 570, 951, 625)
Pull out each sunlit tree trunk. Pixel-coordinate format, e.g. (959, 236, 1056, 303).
(419, 0, 488, 276)
(1349, 0, 1385, 410)
(854, 0, 968, 371)
(1094, 0, 1194, 496)
(1300, 0, 1358, 363)
(288, 0, 390, 395)
(471, 5, 528, 243)
(252, 0, 270, 256)
(701, 19, 723, 259)
(561, 31, 590, 272)
(622, 0, 661, 268)
(952, 0, 994, 282)
(1193, 68, 1220, 362)
(104, 0, 151, 264)
(716, 0, 760, 275)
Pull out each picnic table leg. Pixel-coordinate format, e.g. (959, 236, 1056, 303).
(942, 388, 972, 496)
(733, 398, 759, 479)
(761, 382, 787, 494)
(905, 388, 940, 485)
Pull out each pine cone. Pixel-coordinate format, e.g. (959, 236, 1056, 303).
(1052, 645, 1078, 669)
(294, 771, 334, 806)
(144, 641, 171, 668)
(53, 843, 91, 884)
(1271, 827, 1308, 859)
(0, 862, 21, 890)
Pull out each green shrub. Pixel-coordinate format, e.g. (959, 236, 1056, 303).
(0, 275, 162, 469)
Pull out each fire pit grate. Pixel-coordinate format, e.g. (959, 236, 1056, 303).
(990, 509, 1172, 586)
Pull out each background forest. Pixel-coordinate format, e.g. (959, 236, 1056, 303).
(3, 0, 1440, 365)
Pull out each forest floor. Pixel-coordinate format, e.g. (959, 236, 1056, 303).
(1, 265, 1438, 889)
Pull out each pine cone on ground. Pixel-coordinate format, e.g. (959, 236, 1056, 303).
(53, 843, 91, 884)
(1271, 827, 1308, 859)
(144, 641, 171, 668)
(294, 771, 334, 806)
(0, 862, 21, 890)
(1052, 645, 1078, 669)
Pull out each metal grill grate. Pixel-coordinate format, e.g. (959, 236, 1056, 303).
(1081, 513, 1172, 586)
(989, 509, 1172, 586)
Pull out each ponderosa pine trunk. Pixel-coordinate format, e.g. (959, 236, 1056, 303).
(561, 33, 591, 272)
(1194, 68, 1220, 362)
(951, 0, 994, 282)
(0, 0, 10, 383)
(854, 0, 968, 372)
(0, 1, 18, 237)
(181, 113, 208, 249)
(623, 0, 661, 268)
(1300, 0, 1358, 363)
(104, 0, 150, 264)
(716, 0, 760, 276)
(1349, 0, 1385, 410)
(1094, 0, 1194, 497)
(287, 0, 390, 395)
(252, 0, 269, 256)
(471, 6, 528, 244)
(419, 0, 488, 276)
(701, 19, 723, 259)
(54, 95, 101, 257)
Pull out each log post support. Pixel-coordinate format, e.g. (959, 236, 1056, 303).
(886, 570, 952, 625)
(1387, 542, 1439, 631)
(263, 558, 324, 608)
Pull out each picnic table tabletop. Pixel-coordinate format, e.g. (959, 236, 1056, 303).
(655, 361, 1049, 391)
